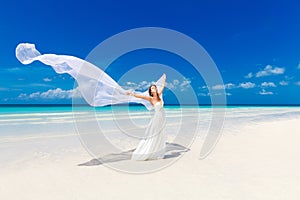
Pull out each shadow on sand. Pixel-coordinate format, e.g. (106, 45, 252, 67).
(78, 142, 190, 166)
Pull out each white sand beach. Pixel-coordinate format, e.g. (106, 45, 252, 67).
(1, 107, 300, 200)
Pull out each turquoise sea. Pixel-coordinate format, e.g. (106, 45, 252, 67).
(1, 105, 300, 140)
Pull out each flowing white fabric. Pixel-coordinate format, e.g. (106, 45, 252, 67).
(15, 43, 164, 110)
(131, 101, 166, 160)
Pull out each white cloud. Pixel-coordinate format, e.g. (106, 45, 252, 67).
(43, 78, 52, 82)
(259, 89, 273, 95)
(179, 78, 191, 91)
(173, 79, 179, 85)
(261, 82, 276, 87)
(198, 92, 208, 96)
(212, 83, 235, 90)
(256, 65, 285, 77)
(140, 81, 148, 85)
(212, 85, 224, 90)
(123, 80, 153, 91)
(226, 83, 235, 89)
(166, 82, 175, 89)
(244, 72, 253, 78)
(18, 88, 82, 100)
(298, 63, 300, 69)
(207, 92, 232, 96)
(126, 81, 135, 85)
(279, 81, 288, 86)
(124, 78, 191, 92)
(239, 82, 256, 89)
(165, 79, 180, 90)
(295, 81, 300, 86)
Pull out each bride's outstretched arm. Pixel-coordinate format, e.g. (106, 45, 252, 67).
(126, 92, 151, 101)
(158, 73, 166, 96)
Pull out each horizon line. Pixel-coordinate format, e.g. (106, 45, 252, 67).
(1, 103, 300, 107)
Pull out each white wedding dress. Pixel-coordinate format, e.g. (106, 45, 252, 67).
(131, 101, 166, 161)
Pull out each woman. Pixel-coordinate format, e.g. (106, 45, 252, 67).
(127, 74, 167, 161)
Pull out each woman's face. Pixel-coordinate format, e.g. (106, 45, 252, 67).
(151, 85, 157, 95)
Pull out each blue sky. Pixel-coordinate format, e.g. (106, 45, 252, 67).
(1, 0, 300, 105)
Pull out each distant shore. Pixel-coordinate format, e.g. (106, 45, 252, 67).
(1, 103, 300, 107)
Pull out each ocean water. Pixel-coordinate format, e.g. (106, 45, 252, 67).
(1, 105, 300, 140)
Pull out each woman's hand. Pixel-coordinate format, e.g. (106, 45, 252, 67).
(162, 73, 166, 85)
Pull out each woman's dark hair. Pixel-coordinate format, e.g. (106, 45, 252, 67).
(148, 84, 161, 100)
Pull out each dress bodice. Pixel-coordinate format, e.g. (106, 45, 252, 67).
(154, 101, 163, 111)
